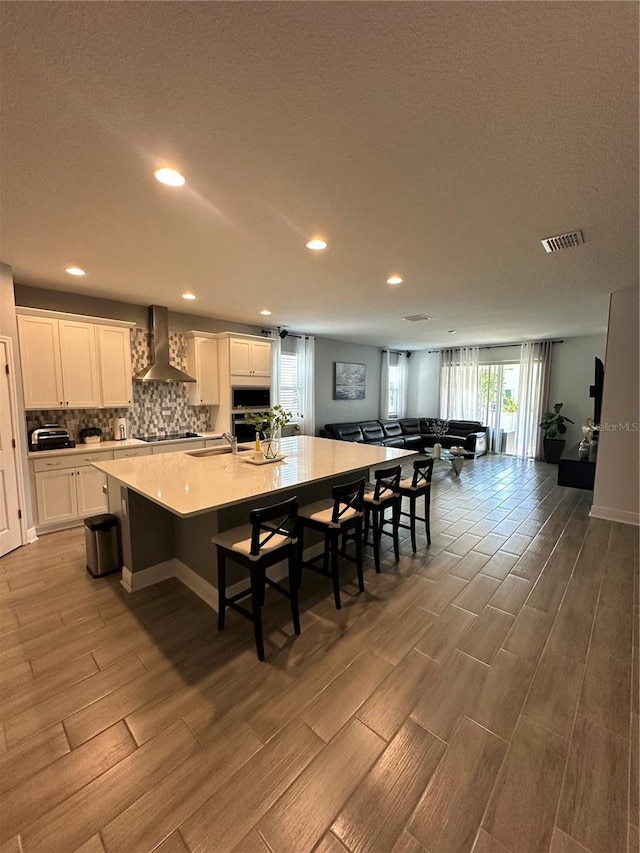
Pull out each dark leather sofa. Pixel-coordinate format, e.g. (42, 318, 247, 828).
(321, 417, 488, 457)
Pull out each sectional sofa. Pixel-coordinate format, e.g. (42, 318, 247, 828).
(321, 418, 488, 457)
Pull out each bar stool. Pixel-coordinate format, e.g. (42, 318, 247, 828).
(212, 496, 299, 661)
(363, 465, 402, 573)
(297, 478, 365, 610)
(398, 457, 433, 552)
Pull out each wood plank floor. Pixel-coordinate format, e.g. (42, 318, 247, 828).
(0, 455, 637, 853)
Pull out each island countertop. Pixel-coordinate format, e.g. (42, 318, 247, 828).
(92, 435, 415, 518)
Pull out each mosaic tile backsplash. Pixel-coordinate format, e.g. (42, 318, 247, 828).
(26, 328, 213, 441)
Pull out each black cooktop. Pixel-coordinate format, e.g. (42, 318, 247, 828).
(134, 432, 201, 443)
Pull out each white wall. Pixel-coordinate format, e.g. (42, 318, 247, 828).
(592, 288, 639, 525)
(0, 264, 33, 533)
(406, 351, 440, 417)
(548, 334, 607, 448)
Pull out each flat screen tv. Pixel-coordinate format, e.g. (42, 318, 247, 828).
(589, 357, 604, 425)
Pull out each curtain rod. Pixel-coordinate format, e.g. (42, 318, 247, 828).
(426, 339, 563, 354)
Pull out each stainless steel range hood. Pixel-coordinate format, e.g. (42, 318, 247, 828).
(133, 305, 196, 383)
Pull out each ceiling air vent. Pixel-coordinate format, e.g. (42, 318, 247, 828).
(541, 230, 584, 253)
(402, 314, 432, 322)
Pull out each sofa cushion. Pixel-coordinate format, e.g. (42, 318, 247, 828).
(325, 423, 364, 442)
(380, 420, 403, 439)
(400, 418, 421, 435)
(360, 421, 386, 443)
(447, 419, 482, 437)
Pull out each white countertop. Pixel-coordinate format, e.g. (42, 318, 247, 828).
(27, 433, 223, 459)
(92, 435, 415, 517)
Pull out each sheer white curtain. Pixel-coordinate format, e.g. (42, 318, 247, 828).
(439, 347, 480, 420)
(515, 340, 553, 459)
(300, 335, 315, 435)
(380, 351, 408, 419)
(380, 351, 390, 419)
(273, 333, 316, 436)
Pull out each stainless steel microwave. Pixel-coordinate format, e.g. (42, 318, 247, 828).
(232, 387, 271, 410)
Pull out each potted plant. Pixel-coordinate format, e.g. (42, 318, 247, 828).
(79, 426, 103, 445)
(243, 405, 292, 458)
(539, 403, 574, 463)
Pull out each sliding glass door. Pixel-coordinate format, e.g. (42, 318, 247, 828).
(478, 363, 520, 454)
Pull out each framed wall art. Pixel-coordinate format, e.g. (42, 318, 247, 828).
(334, 362, 366, 400)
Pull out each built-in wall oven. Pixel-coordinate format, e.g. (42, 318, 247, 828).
(231, 386, 271, 442)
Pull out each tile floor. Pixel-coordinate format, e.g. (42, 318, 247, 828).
(0, 454, 637, 853)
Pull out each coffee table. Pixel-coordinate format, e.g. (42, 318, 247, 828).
(423, 447, 466, 476)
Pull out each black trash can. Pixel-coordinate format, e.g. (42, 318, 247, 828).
(84, 513, 121, 577)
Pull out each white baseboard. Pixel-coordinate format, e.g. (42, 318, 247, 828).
(590, 505, 640, 526)
(26, 527, 38, 544)
(119, 542, 325, 611)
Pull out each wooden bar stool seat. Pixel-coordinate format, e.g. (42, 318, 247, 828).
(297, 478, 365, 610)
(398, 457, 433, 552)
(362, 465, 402, 573)
(212, 496, 299, 661)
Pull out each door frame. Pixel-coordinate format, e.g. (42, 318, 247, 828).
(0, 335, 33, 548)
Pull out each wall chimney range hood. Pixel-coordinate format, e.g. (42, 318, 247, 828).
(133, 305, 196, 383)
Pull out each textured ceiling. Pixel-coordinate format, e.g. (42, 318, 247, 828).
(0, 2, 637, 348)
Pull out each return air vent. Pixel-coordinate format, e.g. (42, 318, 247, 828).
(541, 230, 584, 253)
(402, 314, 432, 322)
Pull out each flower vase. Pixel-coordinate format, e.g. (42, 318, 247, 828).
(261, 429, 281, 459)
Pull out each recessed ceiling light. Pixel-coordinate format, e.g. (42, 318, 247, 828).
(448, 329, 458, 334)
(305, 238, 327, 251)
(65, 267, 86, 277)
(182, 292, 196, 300)
(387, 275, 403, 285)
(154, 168, 186, 187)
(260, 309, 272, 316)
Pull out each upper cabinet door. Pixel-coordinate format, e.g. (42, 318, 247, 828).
(58, 321, 101, 408)
(18, 315, 64, 409)
(196, 337, 219, 404)
(98, 325, 133, 407)
(187, 335, 220, 405)
(250, 340, 272, 377)
(229, 338, 252, 376)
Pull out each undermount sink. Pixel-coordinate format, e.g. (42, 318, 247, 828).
(186, 446, 251, 458)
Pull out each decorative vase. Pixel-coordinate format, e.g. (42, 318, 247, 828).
(261, 430, 281, 459)
(433, 442, 442, 459)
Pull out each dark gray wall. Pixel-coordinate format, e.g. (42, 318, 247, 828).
(314, 337, 382, 429)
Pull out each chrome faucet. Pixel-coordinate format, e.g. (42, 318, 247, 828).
(222, 432, 238, 454)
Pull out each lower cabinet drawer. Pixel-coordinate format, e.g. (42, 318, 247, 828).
(33, 450, 113, 473)
(113, 446, 153, 459)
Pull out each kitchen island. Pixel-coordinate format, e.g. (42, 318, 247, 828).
(93, 435, 416, 607)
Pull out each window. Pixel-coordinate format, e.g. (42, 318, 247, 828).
(274, 334, 316, 435)
(388, 352, 402, 418)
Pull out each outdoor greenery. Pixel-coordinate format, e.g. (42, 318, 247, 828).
(479, 371, 519, 413)
(539, 403, 574, 439)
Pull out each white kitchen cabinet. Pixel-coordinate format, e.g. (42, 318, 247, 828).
(76, 466, 109, 516)
(229, 337, 271, 380)
(35, 469, 79, 526)
(17, 315, 64, 409)
(18, 309, 134, 410)
(98, 325, 133, 407)
(113, 446, 152, 459)
(186, 334, 219, 405)
(58, 320, 101, 408)
(32, 449, 112, 530)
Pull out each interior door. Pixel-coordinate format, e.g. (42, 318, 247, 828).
(0, 340, 22, 556)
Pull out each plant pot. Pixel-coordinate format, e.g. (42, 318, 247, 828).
(83, 435, 102, 444)
(543, 437, 565, 464)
